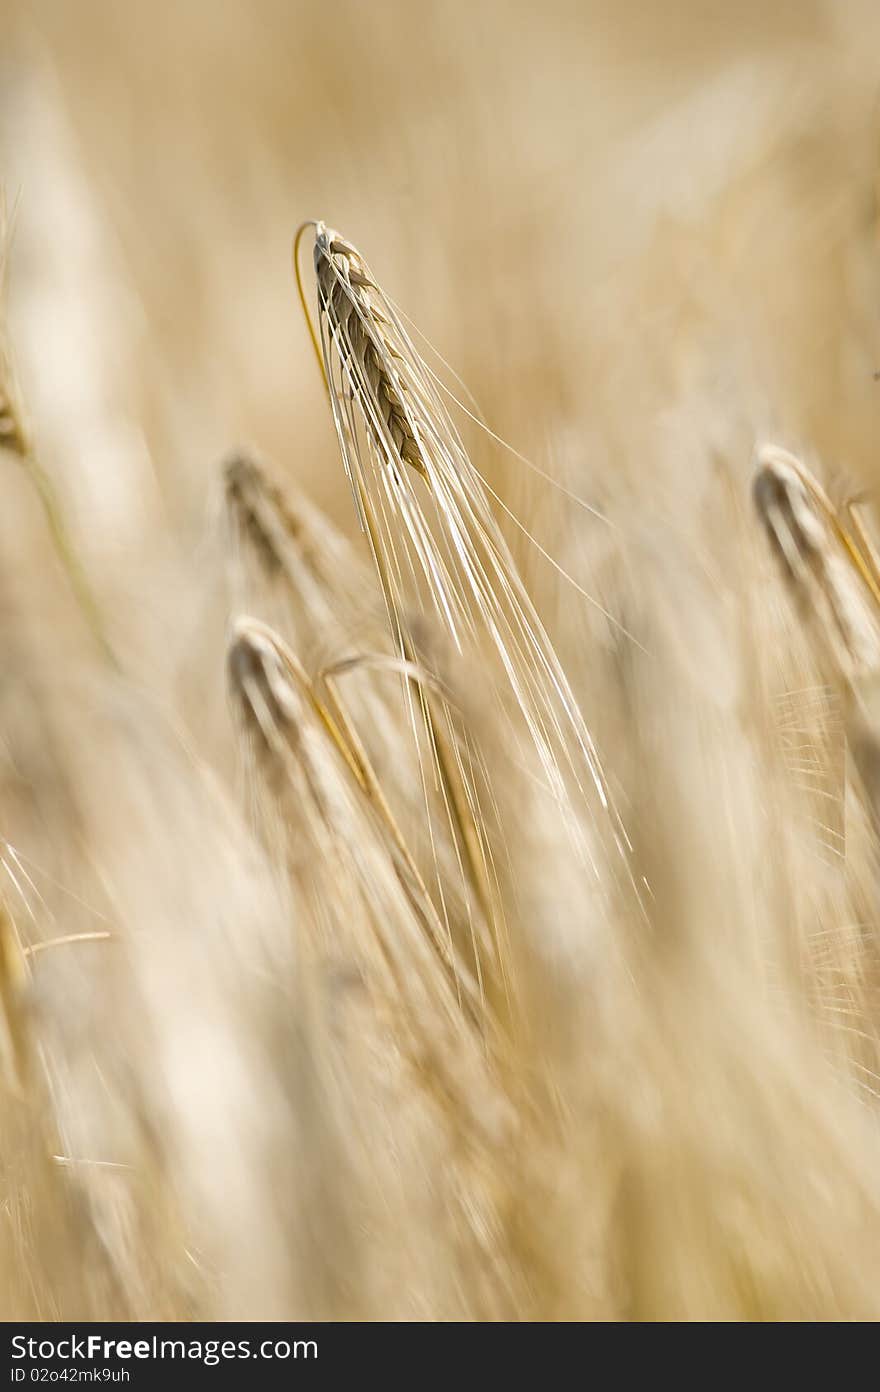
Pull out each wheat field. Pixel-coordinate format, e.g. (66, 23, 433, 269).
(2, 0, 880, 1321)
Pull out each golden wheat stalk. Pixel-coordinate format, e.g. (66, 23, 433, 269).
(229, 615, 557, 1314)
(298, 221, 631, 893)
(226, 616, 499, 1032)
(753, 445, 880, 683)
(752, 449, 880, 1105)
(753, 448, 880, 818)
(223, 451, 508, 1017)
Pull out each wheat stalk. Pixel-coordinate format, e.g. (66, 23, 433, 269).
(227, 616, 493, 1037)
(224, 450, 508, 1019)
(753, 444, 880, 1098)
(753, 445, 880, 682)
(301, 222, 630, 889)
(753, 447, 880, 815)
(227, 615, 525, 1304)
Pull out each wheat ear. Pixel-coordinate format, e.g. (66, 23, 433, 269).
(753, 445, 880, 681)
(223, 450, 507, 1019)
(302, 222, 629, 880)
(226, 616, 496, 1026)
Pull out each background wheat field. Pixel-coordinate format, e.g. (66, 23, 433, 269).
(2, 0, 880, 1322)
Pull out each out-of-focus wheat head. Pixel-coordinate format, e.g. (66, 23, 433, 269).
(0, 198, 27, 459)
(222, 450, 508, 1023)
(753, 446, 880, 1110)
